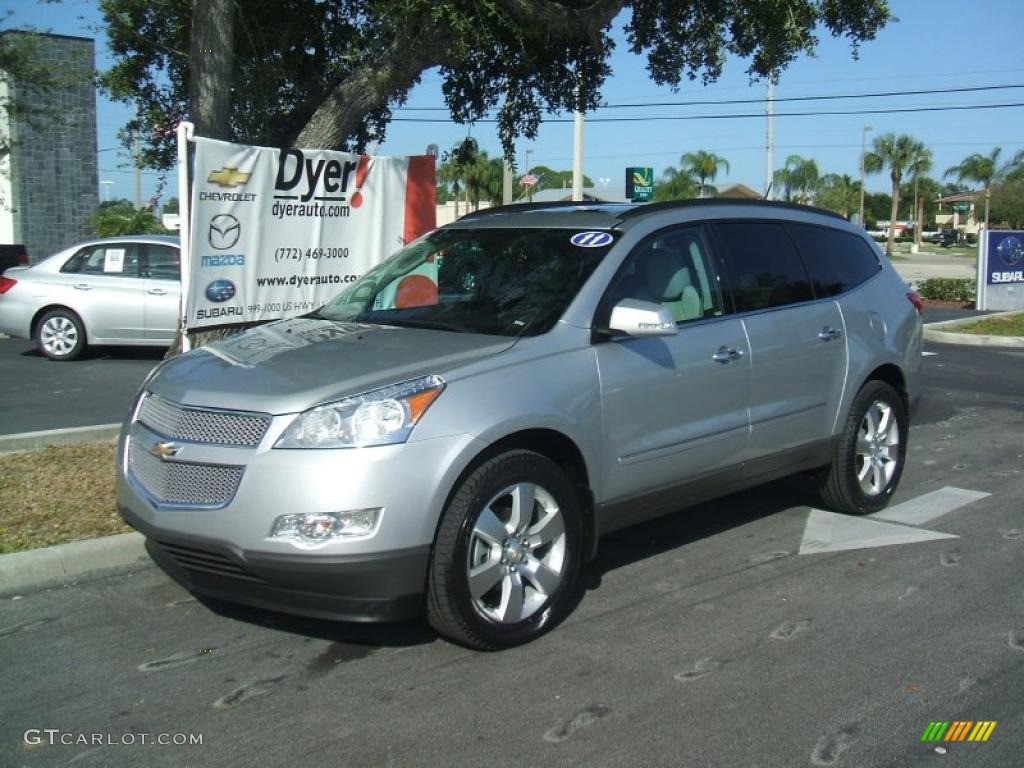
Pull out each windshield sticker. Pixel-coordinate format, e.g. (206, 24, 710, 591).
(570, 231, 613, 248)
(104, 248, 125, 273)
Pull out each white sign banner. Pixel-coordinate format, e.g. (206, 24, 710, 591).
(186, 137, 436, 329)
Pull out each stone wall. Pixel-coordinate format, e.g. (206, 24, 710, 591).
(5, 33, 98, 261)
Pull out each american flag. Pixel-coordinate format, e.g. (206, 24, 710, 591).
(519, 173, 539, 187)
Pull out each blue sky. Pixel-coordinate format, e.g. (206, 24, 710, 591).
(10, 0, 1024, 203)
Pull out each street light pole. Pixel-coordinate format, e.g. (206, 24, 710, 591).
(859, 125, 872, 227)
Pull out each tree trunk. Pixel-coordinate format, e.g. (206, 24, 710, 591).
(188, 0, 234, 140)
(886, 180, 900, 257)
(167, 0, 237, 357)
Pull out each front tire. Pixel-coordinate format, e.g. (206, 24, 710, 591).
(36, 309, 86, 361)
(817, 380, 908, 515)
(427, 450, 582, 650)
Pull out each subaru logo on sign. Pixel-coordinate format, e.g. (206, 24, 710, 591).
(205, 279, 236, 303)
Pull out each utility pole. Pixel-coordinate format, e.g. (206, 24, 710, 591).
(572, 109, 584, 202)
(859, 125, 872, 227)
(765, 81, 774, 199)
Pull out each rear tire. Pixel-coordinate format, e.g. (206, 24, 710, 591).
(427, 450, 582, 650)
(817, 380, 907, 515)
(36, 309, 86, 361)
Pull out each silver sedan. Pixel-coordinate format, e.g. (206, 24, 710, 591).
(0, 235, 180, 360)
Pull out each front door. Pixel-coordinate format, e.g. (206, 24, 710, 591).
(595, 225, 750, 510)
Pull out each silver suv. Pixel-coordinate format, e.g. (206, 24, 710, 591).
(117, 200, 922, 649)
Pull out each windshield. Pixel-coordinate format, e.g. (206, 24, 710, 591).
(316, 227, 617, 336)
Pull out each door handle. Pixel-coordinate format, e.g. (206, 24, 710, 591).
(147, 288, 167, 295)
(72, 283, 91, 291)
(712, 346, 744, 364)
(818, 326, 843, 342)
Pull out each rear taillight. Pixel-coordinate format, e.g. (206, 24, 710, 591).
(906, 290, 924, 314)
(0, 277, 17, 294)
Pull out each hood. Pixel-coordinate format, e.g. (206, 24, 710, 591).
(148, 316, 516, 414)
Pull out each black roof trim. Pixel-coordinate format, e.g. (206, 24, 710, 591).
(457, 201, 621, 221)
(454, 197, 849, 225)
(614, 198, 849, 222)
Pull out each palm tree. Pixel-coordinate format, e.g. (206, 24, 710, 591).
(680, 151, 729, 198)
(654, 165, 698, 201)
(864, 134, 929, 257)
(774, 155, 820, 204)
(815, 173, 860, 218)
(906, 147, 933, 250)
(944, 147, 1002, 236)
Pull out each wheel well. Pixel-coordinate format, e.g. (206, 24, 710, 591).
(31, 305, 84, 340)
(865, 363, 908, 410)
(443, 429, 598, 560)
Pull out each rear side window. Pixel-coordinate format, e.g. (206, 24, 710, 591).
(61, 245, 141, 277)
(787, 224, 882, 297)
(713, 221, 813, 312)
(144, 245, 181, 280)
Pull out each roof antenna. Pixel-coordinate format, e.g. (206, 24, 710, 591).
(763, 181, 773, 201)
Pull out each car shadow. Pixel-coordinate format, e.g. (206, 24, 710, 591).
(19, 345, 167, 361)
(574, 473, 819, 598)
(193, 473, 821, 652)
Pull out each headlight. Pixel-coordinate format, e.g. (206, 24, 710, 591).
(274, 375, 444, 449)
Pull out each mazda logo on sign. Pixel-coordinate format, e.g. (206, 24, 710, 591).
(209, 214, 241, 250)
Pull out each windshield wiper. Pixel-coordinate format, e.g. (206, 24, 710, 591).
(373, 318, 474, 333)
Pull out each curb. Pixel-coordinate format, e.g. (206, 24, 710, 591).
(0, 423, 122, 455)
(923, 310, 1024, 348)
(0, 532, 149, 595)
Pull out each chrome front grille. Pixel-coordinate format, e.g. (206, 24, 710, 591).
(138, 394, 270, 448)
(128, 439, 244, 507)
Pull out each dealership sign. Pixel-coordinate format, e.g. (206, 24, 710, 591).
(986, 231, 1024, 284)
(186, 136, 435, 329)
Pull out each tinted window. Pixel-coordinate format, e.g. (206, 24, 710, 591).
(61, 245, 140, 277)
(787, 224, 882, 297)
(145, 245, 181, 280)
(714, 221, 812, 311)
(604, 226, 724, 324)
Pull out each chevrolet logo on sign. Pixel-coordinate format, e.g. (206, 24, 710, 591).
(150, 442, 181, 460)
(207, 167, 251, 188)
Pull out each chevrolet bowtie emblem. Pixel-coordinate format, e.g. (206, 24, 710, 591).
(207, 167, 251, 188)
(151, 442, 180, 460)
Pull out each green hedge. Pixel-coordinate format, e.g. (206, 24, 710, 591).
(917, 278, 976, 302)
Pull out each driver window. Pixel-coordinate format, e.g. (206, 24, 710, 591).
(607, 227, 724, 324)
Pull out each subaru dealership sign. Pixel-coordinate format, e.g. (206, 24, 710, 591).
(978, 229, 1024, 310)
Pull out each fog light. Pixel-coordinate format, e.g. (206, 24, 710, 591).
(270, 509, 381, 542)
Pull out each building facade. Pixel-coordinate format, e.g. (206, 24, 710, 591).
(0, 32, 98, 261)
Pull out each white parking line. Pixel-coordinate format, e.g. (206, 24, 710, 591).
(798, 486, 989, 555)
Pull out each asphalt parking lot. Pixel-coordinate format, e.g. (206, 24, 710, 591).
(1, 341, 1022, 767)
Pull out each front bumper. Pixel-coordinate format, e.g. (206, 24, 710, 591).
(122, 507, 429, 621)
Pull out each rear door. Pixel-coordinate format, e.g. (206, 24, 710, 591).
(141, 244, 181, 340)
(58, 243, 147, 341)
(711, 220, 847, 461)
(596, 225, 750, 507)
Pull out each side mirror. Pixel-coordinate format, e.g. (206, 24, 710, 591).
(608, 299, 678, 337)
